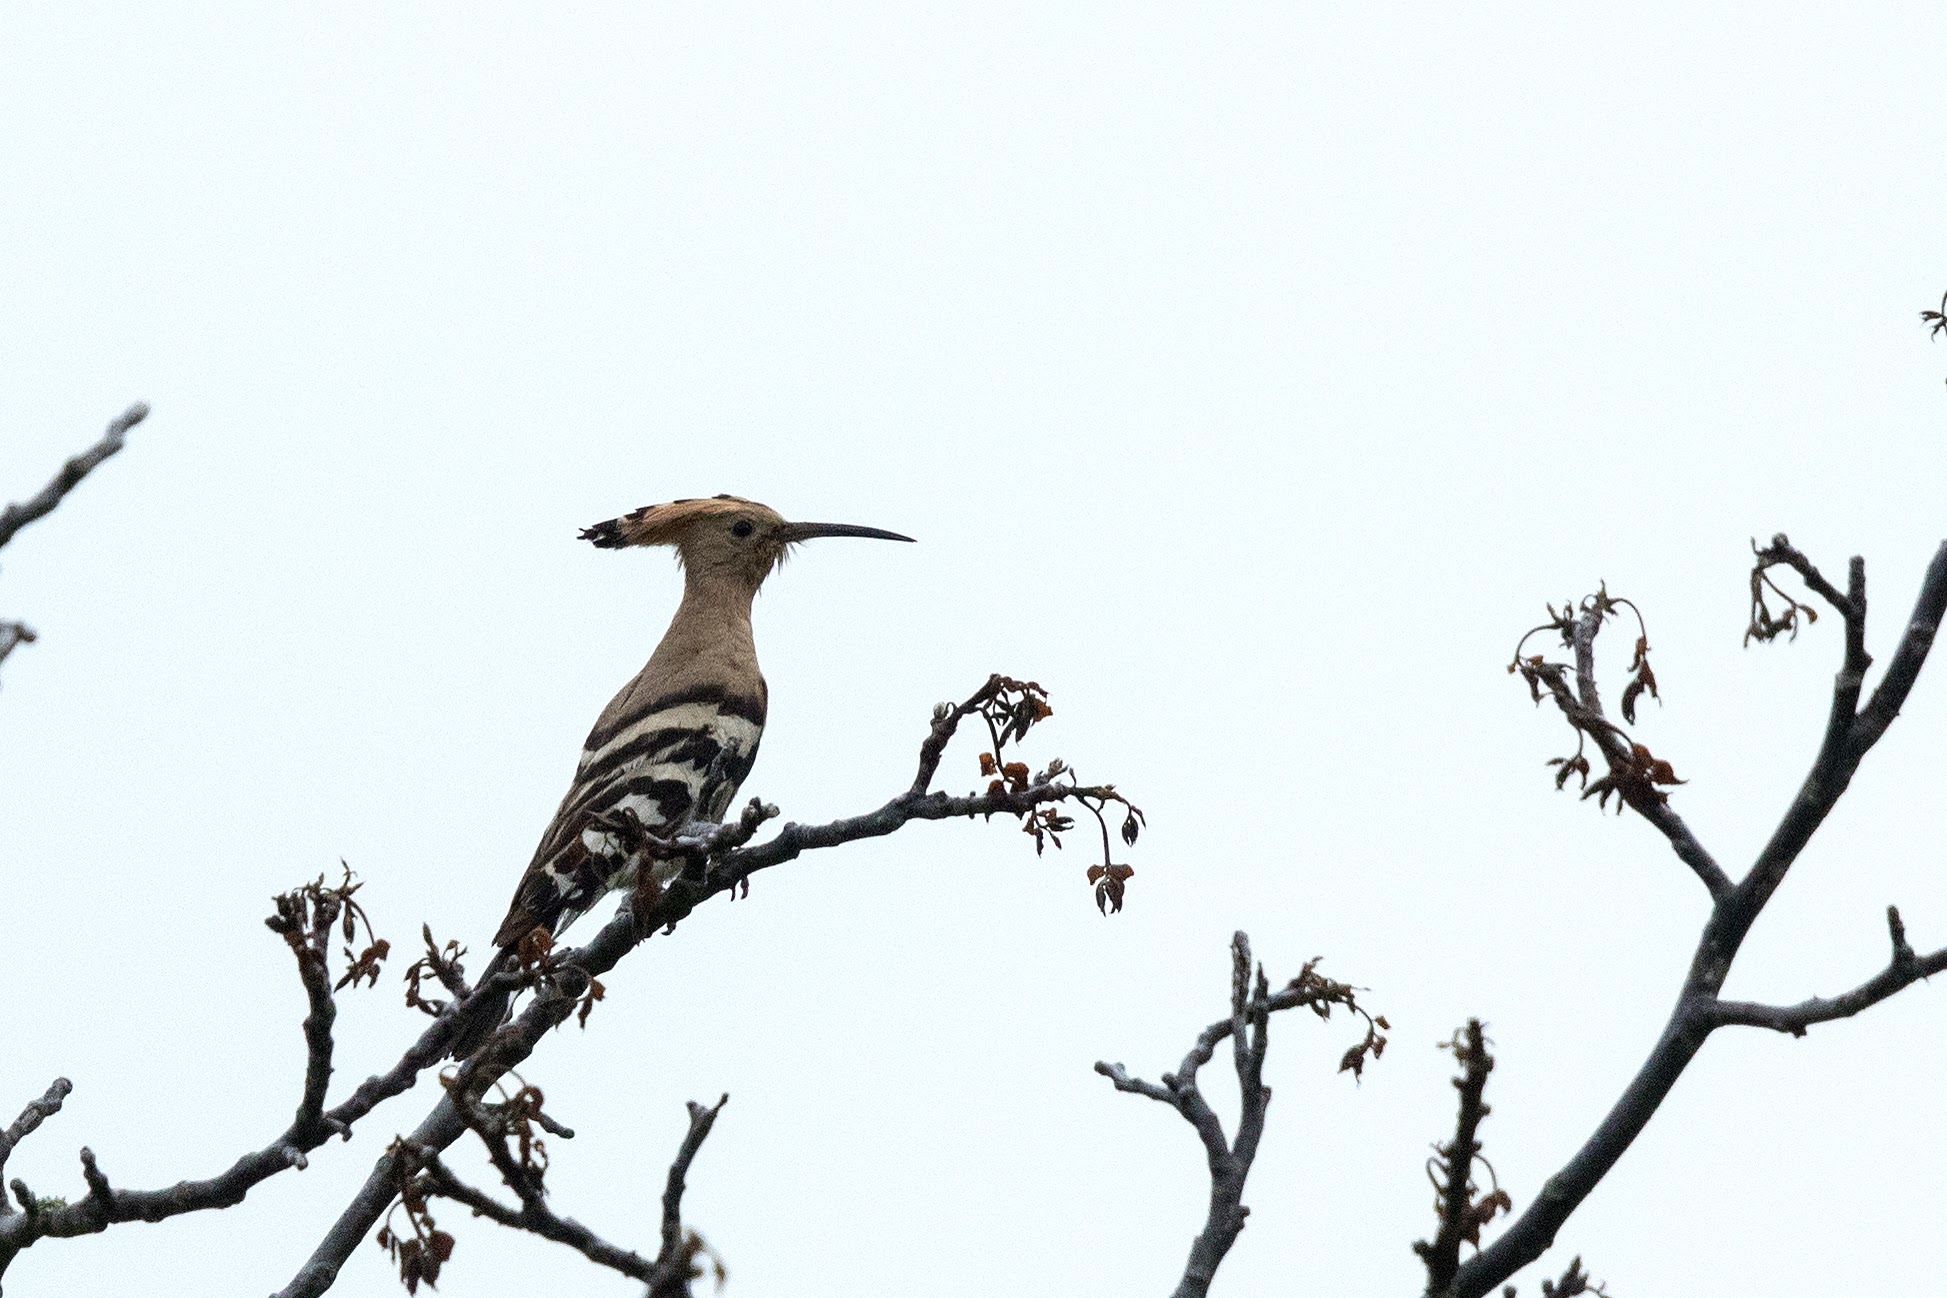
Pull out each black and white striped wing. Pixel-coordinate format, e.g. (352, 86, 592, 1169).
(493, 689, 765, 946)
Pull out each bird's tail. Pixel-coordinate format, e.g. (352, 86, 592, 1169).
(444, 948, 517, 1059)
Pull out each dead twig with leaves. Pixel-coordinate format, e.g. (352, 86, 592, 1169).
(1921, 290, 1947, 341)
(1414, 1021, 1512, 1293)
(1095, 932, 1385, 1298)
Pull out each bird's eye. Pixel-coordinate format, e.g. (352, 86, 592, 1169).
(731, 519, 755, 539)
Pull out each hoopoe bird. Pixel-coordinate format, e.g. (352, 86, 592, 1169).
(450, 495, 912, 1055)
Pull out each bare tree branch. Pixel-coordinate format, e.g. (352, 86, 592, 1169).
(1853, 544, 1947, 754)
(0, 872, 394, 1285)
(384, 1092, 726, 1296)
(0, 403, 150, 552)
(0, 1083, 314, 1263)
(1708, 906, 1947, 1035)
(651, 1095, 730, 1298)
(0, 623, 35, 677)
(6, 663, 1131, 1296)
(1415, 1021, 1506, 1295)
(1096, 933, 1384, 1298)
(410, 1143, 658, 1282)
(1463, 538, 1947, 1298)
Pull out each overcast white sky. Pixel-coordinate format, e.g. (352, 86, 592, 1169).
(4, 6, 1946, 1296)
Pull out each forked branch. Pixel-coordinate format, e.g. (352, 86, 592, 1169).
(379, 1092, 725, 1295)
(1708, 906, 1947, 1036)
(1462, 537, 1947, 1297)
(0, 870, 390, 1285)
(1096, 933, 1384, 1298)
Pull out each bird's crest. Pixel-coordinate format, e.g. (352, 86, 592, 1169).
(581, 495, 775, 549)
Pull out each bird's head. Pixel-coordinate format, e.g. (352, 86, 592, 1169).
(580, 494, 913, 592)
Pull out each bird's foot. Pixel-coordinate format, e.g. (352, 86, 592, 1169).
(588, 805, 654, 853)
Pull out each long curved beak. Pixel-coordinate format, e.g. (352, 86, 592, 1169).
(778, 521, 916, 544)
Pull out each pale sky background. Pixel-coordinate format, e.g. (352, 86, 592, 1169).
(3, 6, 1946, 1296)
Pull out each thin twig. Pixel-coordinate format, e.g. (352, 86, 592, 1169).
(1, 403, 151, 688)
(292, 905, 343, 1148)
(0, 1079, 73, 1226)
(0, 403, 150, 551)
(1707, 906, 1947, 1035)
(408, 1142, 660, 1282)
(650, 1095, 730, 1298)
(1415, 1021, 1500, 1295)
(0, 622, 36, 676)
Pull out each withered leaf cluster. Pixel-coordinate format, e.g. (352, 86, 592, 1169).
(1745, 533, 1825, 646)
(1087, 863, 1135, 915)
(575, 976, 606, 1029)
(1446, 1180, 1513, 1253)
(265, 863, 390, 992)
(1582, 742, 1686, 815)
(1619, 635, 1659, 725)
(403, 925, 468, 1018)
(1538, 1256, 1610, 1298)
(1510, 585, 1687, 817)
(377, 1075, 571, 1292)
(668, 1227, 729, 1294)
(504, 927, 607, 1031)
(515, 925, 556, 977)
(485, 1082, 554, 1187)
(377, 1145, 456, 1296)
(974, 675, 1054, 751)
(965, 675, 1146, 914)
(1281, 957, 1389, 1080)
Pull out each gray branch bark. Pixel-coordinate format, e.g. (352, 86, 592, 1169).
(396, 1093, 726, 1293)
(0, 403, 150, 552)
(0, 402, 150, 688)
(0, 623, 35, 676)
